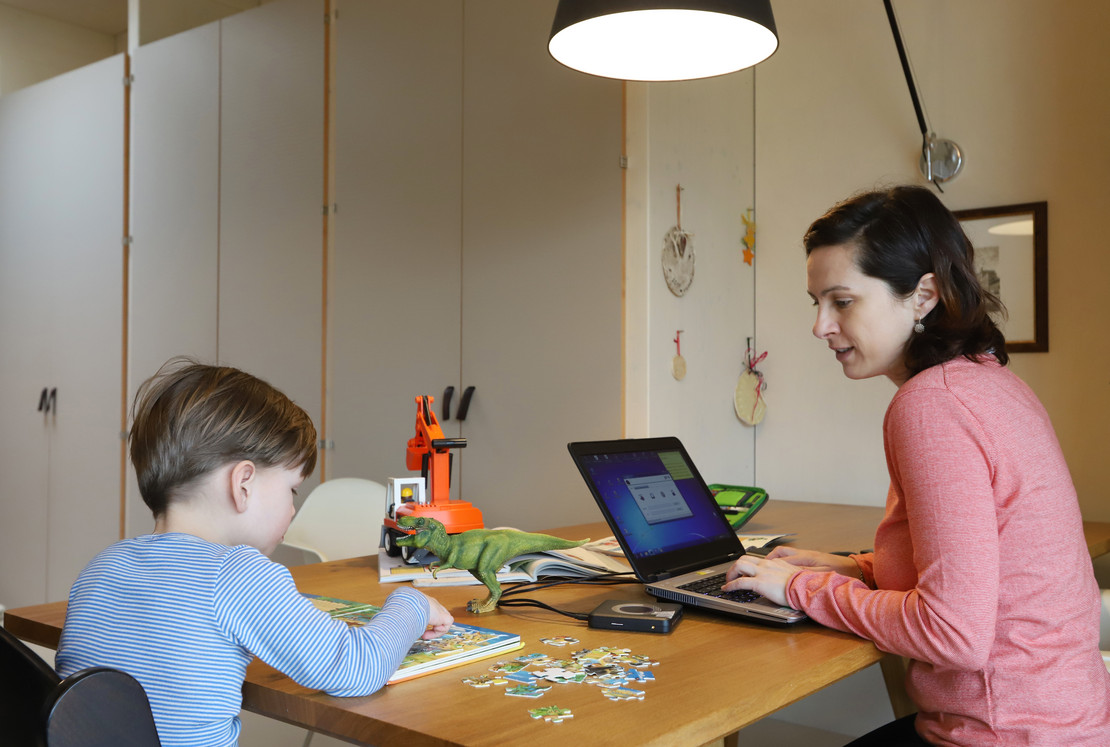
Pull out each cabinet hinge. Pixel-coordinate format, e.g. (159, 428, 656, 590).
(318, 439, 335, 450)
(618, 155, 628, 169)
(123, 236, 133, 246)
(123, 75, 135, 87)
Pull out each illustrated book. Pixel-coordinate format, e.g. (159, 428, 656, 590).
(304, 593, 523, 684)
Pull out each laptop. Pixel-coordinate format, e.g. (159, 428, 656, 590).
(568, 437, 806, 625)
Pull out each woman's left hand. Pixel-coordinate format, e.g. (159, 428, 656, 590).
(723, 555, 801, 608)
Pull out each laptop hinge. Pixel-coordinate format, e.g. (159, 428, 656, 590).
(648, 553, 744, 582)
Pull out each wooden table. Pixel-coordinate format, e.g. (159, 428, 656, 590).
(7, 502, 1110, 747)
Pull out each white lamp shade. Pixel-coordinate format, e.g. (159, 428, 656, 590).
(549, 1, 778, 81)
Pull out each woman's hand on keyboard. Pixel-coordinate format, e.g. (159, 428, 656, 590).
(722, 555, 799, 608)
(765, 546, 861, 577)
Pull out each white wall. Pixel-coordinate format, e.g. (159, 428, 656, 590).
(756, 0, 1110, 525)
(0, 5, 116, 95)
(0, 2, 274, 97)
(625, 72, 759, 485)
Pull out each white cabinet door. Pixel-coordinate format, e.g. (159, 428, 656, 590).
(328, 0, 464, 485)
(218, 0, 325, 499)
(327, 0, 623, 531)
(459, 0, 622, 530)
(0, 79, 52, 606)
(128, 22, 221, 538)
(128, 0, 326, 531)
(0, 54, 124, 606)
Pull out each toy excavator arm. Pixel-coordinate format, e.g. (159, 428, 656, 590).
(405, 395, 466, 505)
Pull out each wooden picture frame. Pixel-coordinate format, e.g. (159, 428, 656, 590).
(954, 202, 1048, 353)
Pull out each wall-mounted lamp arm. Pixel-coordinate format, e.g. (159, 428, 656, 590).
(882, 0, 962, 191)
(883, 0, 927, 138)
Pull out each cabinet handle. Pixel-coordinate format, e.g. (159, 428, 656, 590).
(37, 387, 57, 414)
(442, 386, 455, 421)
(456, 386, 475, 421)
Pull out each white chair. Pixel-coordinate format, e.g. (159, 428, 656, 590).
(281, 478, 386, 563)
(1100, 589, 1110, 672)
(279, 478, 388, 747)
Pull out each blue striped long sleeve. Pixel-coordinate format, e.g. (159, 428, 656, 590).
(57, 533, 429, 747)
(214, 547, 428, 696)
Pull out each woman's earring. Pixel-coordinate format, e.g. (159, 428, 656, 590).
(913, 319, 925, 334)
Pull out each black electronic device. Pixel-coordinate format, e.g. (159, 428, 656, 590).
(587, 599, 683, 634)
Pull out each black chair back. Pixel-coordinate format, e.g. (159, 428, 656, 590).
(0, 626, 161, 746)
(46, 668, 161, 747)
(1, 625, 61, 745)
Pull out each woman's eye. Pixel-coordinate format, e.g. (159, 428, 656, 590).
(834, 298, 852, 309)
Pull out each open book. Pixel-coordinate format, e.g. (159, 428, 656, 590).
(305, 593, 523, 684)
(377, 545, 631, 588)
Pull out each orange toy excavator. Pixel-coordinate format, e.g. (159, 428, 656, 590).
(381, 395, 484, 562)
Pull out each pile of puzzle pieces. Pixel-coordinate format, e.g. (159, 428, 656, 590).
(460, 637, 659, 724)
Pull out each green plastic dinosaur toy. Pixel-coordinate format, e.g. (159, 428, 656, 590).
(394, 515, 589, 613)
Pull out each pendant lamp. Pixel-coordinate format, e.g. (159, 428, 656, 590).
(549, 0, 778, 82)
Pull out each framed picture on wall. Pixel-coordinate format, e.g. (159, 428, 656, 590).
(954, 202, 1048, 353)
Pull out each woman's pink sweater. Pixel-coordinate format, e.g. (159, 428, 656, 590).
(786, 357, 1110, 745)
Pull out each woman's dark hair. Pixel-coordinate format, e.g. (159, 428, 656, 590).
(803, 185, 1007, 377)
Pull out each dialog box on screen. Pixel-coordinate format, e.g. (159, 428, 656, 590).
(624, 474, 694, 524)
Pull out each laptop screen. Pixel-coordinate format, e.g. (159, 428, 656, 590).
(568, 438, 744, 581)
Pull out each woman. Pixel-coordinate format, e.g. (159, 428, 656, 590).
(724, 186, 1110, 745)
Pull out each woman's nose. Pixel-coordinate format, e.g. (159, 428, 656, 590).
(813, 308, 835, 339)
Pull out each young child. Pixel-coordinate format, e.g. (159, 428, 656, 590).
(56, 359, 453, 747)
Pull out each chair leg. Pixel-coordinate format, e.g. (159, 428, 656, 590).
(301, 730, 314, 747)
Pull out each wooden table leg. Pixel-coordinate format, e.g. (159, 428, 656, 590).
(879, 653, 918, 719)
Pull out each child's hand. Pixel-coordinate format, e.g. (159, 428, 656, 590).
(421, 597, 453, 639)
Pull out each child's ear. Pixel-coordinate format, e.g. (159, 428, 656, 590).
(229, 460, 257, 514)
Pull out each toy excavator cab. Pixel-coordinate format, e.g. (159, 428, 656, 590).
(381, 395, 484, 563)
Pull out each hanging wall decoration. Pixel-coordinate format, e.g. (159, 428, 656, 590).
(734, 340, 767, 426)
(741, 208, 756, 266)
(662, 185, 695, 296)
(672, 330, 687, 381)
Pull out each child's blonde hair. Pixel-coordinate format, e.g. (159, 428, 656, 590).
(130, 357, 317, 516)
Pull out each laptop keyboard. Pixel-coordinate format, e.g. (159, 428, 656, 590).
(679, 573, 760, 603)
